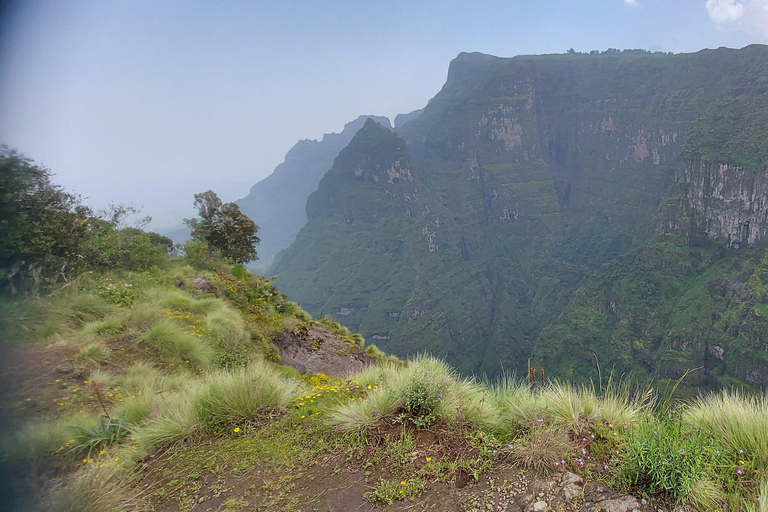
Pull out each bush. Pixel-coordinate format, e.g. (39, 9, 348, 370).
(182, 239, 225, 270)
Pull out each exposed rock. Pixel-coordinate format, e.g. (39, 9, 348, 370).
(559, 472, 583, 503)
(276, 323, 372, 377)
(666, 160, 768, 248)
(528, 501, 548, 512)
(583, 481, 620, 502)
(192, 277, 216, 295)
(594, 495, 642, 512)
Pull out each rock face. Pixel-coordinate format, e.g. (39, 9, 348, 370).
(663, 160, 768, 248)
(235, 115, 391, 268)
(276, 323, 371, 377)
(272, 45, 768, 386)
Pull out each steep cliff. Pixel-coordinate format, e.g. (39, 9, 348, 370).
(533, 47, 768, 391)
(272, 46, 768, 385)
(235, 115, 391, 268)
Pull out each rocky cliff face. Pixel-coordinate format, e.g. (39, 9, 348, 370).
(271, 46, 768, 387)
(235, 115, 391, 268)
(662, 160, 768, 248)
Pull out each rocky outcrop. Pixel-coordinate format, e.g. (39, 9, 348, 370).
(276, 323, 372, 377)
(665, 160, 768, 247)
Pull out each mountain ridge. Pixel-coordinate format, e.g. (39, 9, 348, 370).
(271, 45, 768, 390)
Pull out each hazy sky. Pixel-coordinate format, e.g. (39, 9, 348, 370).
(0, 0, 766, 229)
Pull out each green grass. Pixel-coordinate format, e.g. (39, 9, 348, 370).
(6, 262, 768, 511)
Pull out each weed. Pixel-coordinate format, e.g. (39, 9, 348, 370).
(617, 415, 710, 502)
(70, 415, 129, 457)
(364, 477, 427, 505)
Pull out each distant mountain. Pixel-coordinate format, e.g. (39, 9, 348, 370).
(158, 224, 190, 245)
(271, 45, 768, 392)
(394, 109, 423, 128)
(235, 115, 391, 268)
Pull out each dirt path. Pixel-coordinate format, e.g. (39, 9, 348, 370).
(0, 341, 80, 511)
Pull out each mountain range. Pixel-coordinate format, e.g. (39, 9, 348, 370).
(244, 45, 768, 393)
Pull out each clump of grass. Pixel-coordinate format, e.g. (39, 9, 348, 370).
(204, 307, 248, 346)
(160, 291, 194, 310)
(133, 387, 200, 451)
(684, 390, 768, 469)
(80, 318, 125, 340)
(329, 387, 401, 432)
(75, 343, 110, 368)
(198, 364, 300, 424)
(364, 477, 427, 505)
(492, 377, 538, 433)
(133, 361, 300, 452)
(118, 302, 163, 332)
(49, 293, 116, 328)
(48, 461, 139, 512)
(329, 355, 496, 432)
(140, 320, 214, 368)
(112, 391, 157, 426)
(117, 362, 163, 394)
(508, 424, 573, 475)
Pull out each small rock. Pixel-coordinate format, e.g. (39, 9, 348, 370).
(198, 497, 205, 503)
(560, 471, 584, 503)
(596, 495, 641, 512)
(529, 502, 548, 512)
(192, 277, 216, 295)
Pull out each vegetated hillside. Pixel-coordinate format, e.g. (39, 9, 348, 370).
(271, 45, 768, 387)
(235, 115, 391, 269)
(3, 263, 768, 512)
(2, 149, 768, 511)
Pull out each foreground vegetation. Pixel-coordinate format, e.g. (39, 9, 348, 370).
(1, 258, 768, 511)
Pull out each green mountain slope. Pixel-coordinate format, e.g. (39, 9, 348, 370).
(235, 115, 391, 268)
(272, 46, 768, 384)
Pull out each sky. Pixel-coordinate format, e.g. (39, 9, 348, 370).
(0, 0, 766, 230)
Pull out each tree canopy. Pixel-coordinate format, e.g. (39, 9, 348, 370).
(184, 190, 260, 264)
(0, 146, 176, 294)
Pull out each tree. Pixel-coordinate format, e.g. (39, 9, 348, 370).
(183, 190, 260, 264)
(0, 146, 92, 293)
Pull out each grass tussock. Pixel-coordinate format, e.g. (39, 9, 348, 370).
(508, 424, 573, 475)
(204, 306, 248, 346)
(133, 360, 300, 453)
(684, 390, 768, 468)
(329, 354, 496, 432)
(140, 320, 214, 369)
(48, 461, 140, 512)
